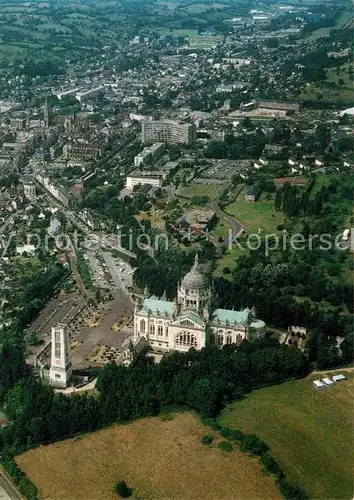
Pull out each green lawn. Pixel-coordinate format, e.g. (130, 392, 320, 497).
(225, 190, 285, 235)
(326, 64, 353, 88)
(178, 183, 223, 200)
(211, 217, 232, 240)
(219, 373, 354, 500)
(158, 28, 199, 37)
(213, 246, 246, 279)
(189, 36, 222, 47)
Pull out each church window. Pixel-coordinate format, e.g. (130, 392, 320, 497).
(165, 327, 169, 337)
(218, 334, 224, 345)
(158, 325, 163, 336)
(175, 332, 198, 348)
(226, 335, 232, 344)
(149, 323, 155, 335)
(140, 319, 146, 333)
(210, 334, 215, 344)
(54, 331, 61, 358)
(236, 334, 242, 346)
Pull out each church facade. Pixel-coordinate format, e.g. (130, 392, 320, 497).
(133, 255, 265, 353)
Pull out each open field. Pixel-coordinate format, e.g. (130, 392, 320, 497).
(136, 208, 167, 230)
(302, 9, 353, 42)
(158, 27, 199, 36)
(224, 190, 285, 235)
(326, 63, 353, 87)
(178, 183, 223, 200)
(213, 246, 246, 279)
(220, 373, 354, 500)
(184, 3, 227, 13)
(211, 217, 232, 240)
(16, 412, 281, 500)
(189, 35, 222, 47)
(299, 82, 354, 105)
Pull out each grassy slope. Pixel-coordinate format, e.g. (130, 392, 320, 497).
(219, 373, 354, 500)
(16, 412, 281, 500)
(224, 189, 285, 235)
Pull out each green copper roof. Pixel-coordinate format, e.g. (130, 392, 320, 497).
(211, 308, 250, 326)
(179, 311, 204, 326)
(141, 298, 174, 316)
(250, 319, 266, 329)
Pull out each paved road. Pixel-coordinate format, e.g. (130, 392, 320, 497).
(0, 470, 22, 500)
(215, 206, 244, 251)
(311, 366, 354, 375)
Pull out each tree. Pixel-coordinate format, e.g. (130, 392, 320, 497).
(114, 480, 132, 498)
(201, 434, 214, 445)
(205, 140, 229, 159)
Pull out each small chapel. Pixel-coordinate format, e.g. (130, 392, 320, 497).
(133, 255, 265, 353)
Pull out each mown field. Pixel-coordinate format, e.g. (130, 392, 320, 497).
(225, 189, 285, 235)
(178, 183, 223, 200)
(219, 372, 354, 500)
(16, 412, 281, 500)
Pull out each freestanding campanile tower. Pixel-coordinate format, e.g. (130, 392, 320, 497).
(49, 323, 72, 388)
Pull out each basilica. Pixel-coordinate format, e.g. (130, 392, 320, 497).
(133, 255, 265, 353)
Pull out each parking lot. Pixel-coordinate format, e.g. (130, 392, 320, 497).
(195, 159, 251, 183)
(84, 251, 134, 290)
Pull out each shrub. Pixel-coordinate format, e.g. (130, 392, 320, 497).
(218, 441, 233, 452)
(201, 434, 214, 446)
(277, 478, 309, 500)
(240, 434, 269, 455)
(201, 417, 221, 431)
(114, 480, 132, 498)
(220, 427, 233, 438)
(261, 452, 284, 478)
(230, 429, 245, 442)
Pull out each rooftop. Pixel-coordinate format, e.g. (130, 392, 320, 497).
(141, 298, 175, 316)
(211, 308, 250, 326)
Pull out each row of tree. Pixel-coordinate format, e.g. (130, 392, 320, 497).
(1, 339, 309, 456)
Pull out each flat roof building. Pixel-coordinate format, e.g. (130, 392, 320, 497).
(141, 120, 196, 146)
(76, 86, 105, 103)
(126, 171, 164, 189)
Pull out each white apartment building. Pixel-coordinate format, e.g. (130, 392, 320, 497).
(134, 142, 165, 167)
(76, 86, 105, 103)
(126, 171, 163, 189)
(141, 120, 196, 146)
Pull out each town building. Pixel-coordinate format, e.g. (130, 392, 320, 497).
(274, 177, 308, 188)
(64, 143, 102, 161)
(75, 86, 105, 103)
(22, 177, 36, 198)
(133, 255, 265, 353)
(56, 88, 82, 100)
(134, 142, 165, 167)
(35, 174, 70, 208)
(126, 170, 164, 189)
(178, 209, 217, 235)
(141, 120, 196, 146)
(49, 323, 72, 388)
(245, 183, 261, 202)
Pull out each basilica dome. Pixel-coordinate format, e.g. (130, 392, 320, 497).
(182, 254, 209, 290)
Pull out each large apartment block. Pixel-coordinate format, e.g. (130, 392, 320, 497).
(141, 120, 196, 146)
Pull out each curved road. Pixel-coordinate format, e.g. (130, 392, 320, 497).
(214, 205, 244, 251)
